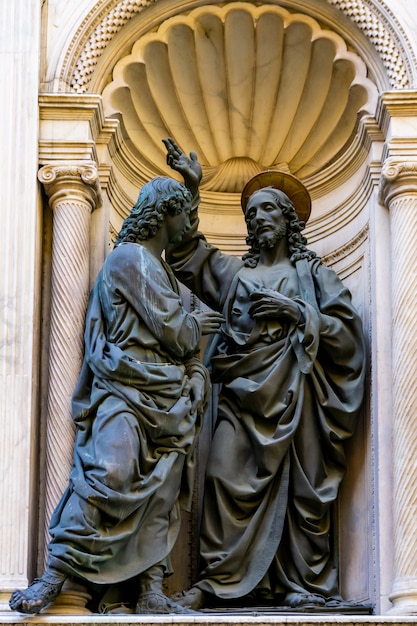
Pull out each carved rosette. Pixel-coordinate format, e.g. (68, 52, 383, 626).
(379, 159, 417, 614)
(38, 164, 102, 539)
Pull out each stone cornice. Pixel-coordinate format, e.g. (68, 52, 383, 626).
(379, 158, 417, 206)
(38, 164, 102, 211)
(376, 91, 417, 139)
(38, 95, 119, 185)
(39, 94, 103, 122)
(39, 94, 119, 139)
(378, 91, 417, 117)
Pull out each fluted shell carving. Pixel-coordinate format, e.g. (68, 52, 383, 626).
(103, 3, 378, 191)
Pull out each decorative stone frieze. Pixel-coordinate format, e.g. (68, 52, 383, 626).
(38, 164, 102, 540)
(327, 0, 413, 88)
(379, 158, 417, 615)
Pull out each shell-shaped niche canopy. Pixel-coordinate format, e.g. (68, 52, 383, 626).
(103, 2, 378, 192)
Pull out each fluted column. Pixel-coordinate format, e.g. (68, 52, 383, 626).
(38, 164, 101, 535)
(379, 158, 417, 615)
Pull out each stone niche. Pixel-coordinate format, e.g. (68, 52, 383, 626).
(96, 1, 379, 610)
(5, 0, 417, 620)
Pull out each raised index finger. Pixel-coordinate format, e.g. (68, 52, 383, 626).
(162, 137, 182, 157)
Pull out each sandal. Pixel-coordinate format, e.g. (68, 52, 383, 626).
(9, 572, 66, 614)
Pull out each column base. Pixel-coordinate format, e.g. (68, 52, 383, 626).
(43, 580, 92, 615)
(388, 578, 417, 615)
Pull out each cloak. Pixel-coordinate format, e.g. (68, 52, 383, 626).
(48, 243, 209, 584)
(167, 216, 365, 600)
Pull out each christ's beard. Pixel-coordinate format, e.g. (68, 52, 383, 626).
(258, 223, 287, 249)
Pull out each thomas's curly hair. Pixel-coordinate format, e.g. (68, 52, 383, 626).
(114, 177, 192, 246)
(242, 187, 317, 267)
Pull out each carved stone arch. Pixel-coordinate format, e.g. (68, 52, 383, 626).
(55, 0, 416, 95)
(48, 1, 415, 236)
(327, 0, 416, 88)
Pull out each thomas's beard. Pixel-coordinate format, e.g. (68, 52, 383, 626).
(257, 223, 287, 249)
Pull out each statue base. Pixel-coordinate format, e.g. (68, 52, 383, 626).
(201, 602, 374, 615)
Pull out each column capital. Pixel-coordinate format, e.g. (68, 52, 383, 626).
(379, 158, 417, 207)
(38, 163, 102, 212)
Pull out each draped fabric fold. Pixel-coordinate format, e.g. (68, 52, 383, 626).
(167, 218, 365, 601)
(48, 243, 209, 585)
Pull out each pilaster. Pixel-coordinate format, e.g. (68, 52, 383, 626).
(379, 158, 417, 615)
(376, 91, 417, 615)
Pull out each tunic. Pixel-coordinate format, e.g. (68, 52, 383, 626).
(47, 242, 209, 584)
(167, 213, 366, 600)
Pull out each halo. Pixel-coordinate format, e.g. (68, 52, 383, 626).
(241, 170, 311, 223)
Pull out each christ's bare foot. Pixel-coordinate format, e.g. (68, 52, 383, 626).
(9, 570, 66, 614)
(173, 587, 207, 610)
(284, 592, 326, 608)
(136, 591, 198, 614)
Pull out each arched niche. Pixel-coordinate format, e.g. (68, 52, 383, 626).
(95, 2, 380, 604)
(38, 0, 406, 610)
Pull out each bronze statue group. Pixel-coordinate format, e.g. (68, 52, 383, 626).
(10, 139, 365, 615)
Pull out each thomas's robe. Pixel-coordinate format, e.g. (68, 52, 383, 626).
(47, 242, 209, 585)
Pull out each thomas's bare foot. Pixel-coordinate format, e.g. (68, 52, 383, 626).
(173, 587, 207, 610)
(284, 592, 326, 608)
(9, 571, 66, 614)
(136, 591, 198, 614)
